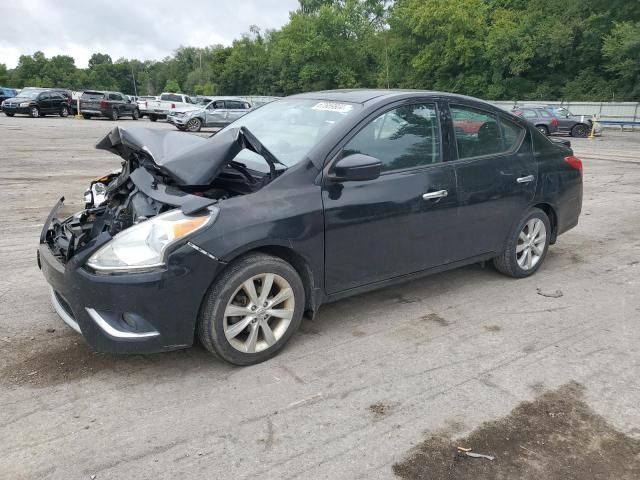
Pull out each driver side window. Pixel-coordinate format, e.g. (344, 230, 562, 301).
(343, 103, 441, 172)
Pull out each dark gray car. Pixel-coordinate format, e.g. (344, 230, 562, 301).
(511, 107, 559, 135)
(80, 91, 140, 121)
(544, 106, 596, 137)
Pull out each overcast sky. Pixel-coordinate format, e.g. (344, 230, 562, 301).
(1, 0, 299, 68)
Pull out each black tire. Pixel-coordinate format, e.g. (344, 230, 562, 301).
(177, 126, 186, 131)
(186, 117, 202, 132)
(493, 208, 551, 278)
(29, 106, 40, 118)
(536, 125, 549, 135)
(82, 113, 91, 120)
(60, 105, 69, 117)
(4, 112, 14, 117)
(132, 109, 140, 120)
(571, 123, 589, 138)
(110, 109, 119, 121)
(198, 253, 305, 366)
(149, 114, 158, 122)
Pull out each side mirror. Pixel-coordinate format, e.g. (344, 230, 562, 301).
(329, 154, 382, 182)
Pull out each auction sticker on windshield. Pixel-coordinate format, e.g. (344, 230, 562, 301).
(312, 102, 353, 114)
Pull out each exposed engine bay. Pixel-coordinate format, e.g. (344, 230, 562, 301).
(44, 126, 285, 264)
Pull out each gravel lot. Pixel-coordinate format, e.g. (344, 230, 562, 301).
(1, 116, 639, 479)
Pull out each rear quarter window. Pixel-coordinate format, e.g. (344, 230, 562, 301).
(82, 92, 105, 100)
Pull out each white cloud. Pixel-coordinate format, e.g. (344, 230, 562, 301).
(0, 0, 299, 68)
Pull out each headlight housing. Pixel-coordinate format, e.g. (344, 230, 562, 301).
(20, 102, 30, 107)
(87, 207, 218, 273)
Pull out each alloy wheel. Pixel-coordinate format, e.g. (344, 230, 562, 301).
(30, 107, 39, 118)
(516, 218, 546, 270)
(223, 273, 295, 354)
(186, 118, 201, 132)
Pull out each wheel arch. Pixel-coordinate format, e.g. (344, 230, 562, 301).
(252, 245, 319, 318)
(214, 244, 320, 318)
(532, 202, 558, 244)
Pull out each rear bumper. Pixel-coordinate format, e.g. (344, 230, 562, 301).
(38, 210, 224, 354)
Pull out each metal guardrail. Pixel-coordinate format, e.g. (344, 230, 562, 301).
(491, 100, 640, 125)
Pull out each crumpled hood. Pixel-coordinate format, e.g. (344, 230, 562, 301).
(95, 126, 280, 186)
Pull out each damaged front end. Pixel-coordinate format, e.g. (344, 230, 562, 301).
(42, 126, 284, 266)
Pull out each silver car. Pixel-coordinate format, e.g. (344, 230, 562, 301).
(167, 97, 252, 132)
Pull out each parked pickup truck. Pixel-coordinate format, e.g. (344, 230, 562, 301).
(144, 93, 195, 122)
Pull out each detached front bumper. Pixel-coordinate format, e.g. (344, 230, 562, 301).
(38, 206, 224, 354)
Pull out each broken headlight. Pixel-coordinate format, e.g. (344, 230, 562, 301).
(86, 207, 218, 273)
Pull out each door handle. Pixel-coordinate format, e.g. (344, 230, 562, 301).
(422, 190, 448, 200)
(516, 175, 535, 184)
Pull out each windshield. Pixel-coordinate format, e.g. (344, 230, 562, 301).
(220, 99, 362, 168)
(19, 90, 43, 99)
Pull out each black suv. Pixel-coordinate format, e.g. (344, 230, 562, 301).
(80, 91, 140, 121)
(1, 88, 71, 118)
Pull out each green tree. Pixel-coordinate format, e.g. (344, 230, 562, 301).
(163, 78, 181, 92)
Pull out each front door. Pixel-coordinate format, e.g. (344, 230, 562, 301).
(448, 103, 537, 258)
(323, 102, 460, 294)
(205, 100, 227, 126)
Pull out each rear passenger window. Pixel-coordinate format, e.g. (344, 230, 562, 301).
(225, 100, 244, 109)
(344, 103, 441, 172)
(450, 105, 502, 158)
(521, 109, 537, 119)
(500, 117, 525, 151)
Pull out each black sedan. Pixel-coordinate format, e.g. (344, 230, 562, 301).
(38, 90, 583, 365)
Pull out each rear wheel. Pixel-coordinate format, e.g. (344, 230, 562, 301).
(198, 253, 305, 365)
(571, 124, 588, 138)
(29, 106, 40, 118)
(132, 109, 140, 120)
(4, 112, 14, 117)
(149, 114, 158, 122)
(186, 117, 202, 132)
(493, 208, 551, 278)
(60, 105, 69, 117)
(536, 125, 549, 135)
(82, 113, 91, 120)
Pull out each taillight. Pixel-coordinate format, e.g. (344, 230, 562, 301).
(100, 100, 108, 108)
(565, 156, 583, 177)
(145, 101, 148, 107)
(171, 103, 176, 109)
(551, 117, 558, 126)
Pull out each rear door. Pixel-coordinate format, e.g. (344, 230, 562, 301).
(448, 103, 536, 258)
(323, 101, 460, 293)
(225, 100, 249, 123)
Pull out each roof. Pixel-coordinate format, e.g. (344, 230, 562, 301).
(288, 89, 497, 108)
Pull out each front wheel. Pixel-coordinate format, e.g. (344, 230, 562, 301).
(493, 208, 551, 278)
(82, 113, 91, 120)
(132, 108, 140, 120)
(198, 253, 305, 366)
(571, 124, 589, 138)
(29, 106, 40, 118)
(186, 117, 202, 132)
(110, 109, 119, 121)
(4, 112, 14, 117)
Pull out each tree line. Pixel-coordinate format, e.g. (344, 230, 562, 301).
(1, 0, 638, 101)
